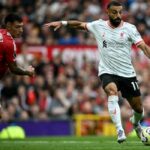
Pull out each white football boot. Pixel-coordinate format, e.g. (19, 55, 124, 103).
(117, 130, 126, 143)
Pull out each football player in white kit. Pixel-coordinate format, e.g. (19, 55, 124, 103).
(44, 1, 150, 143)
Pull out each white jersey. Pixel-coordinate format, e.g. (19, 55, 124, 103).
(86, 19, 143, 77)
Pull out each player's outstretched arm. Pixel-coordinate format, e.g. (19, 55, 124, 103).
(138, 41, 150, 58)
(8, 62, 35, 77)
(44, 21, 87, 31)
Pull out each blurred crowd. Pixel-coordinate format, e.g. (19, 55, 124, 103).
(0, 0, 150, 125)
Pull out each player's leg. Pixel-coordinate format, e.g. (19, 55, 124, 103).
(120, 76, 143, 138)
(105, 82, 126, 143)
(127, 96, 144, 138)
(100, 74, 126, 143)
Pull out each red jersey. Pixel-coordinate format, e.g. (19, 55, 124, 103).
(0, 29, 16, 79)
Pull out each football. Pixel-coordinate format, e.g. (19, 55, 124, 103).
(141, 127, 150, 146)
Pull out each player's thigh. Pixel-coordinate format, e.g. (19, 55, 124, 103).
(119, 76, 141, 99)
(99, 74, 118, 95)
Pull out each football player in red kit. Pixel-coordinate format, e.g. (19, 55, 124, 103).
(0, 13, 35, 116)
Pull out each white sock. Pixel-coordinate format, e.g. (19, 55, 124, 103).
(108, 95, 123, 132)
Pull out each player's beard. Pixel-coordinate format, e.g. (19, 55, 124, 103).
(109, 17, 121, 27)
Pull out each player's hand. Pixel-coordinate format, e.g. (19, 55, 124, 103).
(26, 65, 35, 77)
(43, 21, 62, 31)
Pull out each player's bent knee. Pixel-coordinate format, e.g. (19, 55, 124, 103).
(106, 90, 118, 96)
(104, 84, 118, 96)
(104, 87, 117, 96)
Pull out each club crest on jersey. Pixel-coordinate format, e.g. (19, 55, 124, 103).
(120, 32, 124, 38)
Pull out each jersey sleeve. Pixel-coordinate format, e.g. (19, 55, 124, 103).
(86, 20, 101, 34)
(4, 40, 16, 63)
(129, 25, 143, 46)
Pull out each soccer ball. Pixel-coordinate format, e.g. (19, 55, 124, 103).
(141, 127, 150, 146)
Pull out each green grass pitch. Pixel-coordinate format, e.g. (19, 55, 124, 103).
(0, 136, 149, 150)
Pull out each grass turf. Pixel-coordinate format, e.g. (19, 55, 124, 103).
(0, 136, 149, 150)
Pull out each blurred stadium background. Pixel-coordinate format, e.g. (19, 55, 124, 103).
(0, 0, 150, 139)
